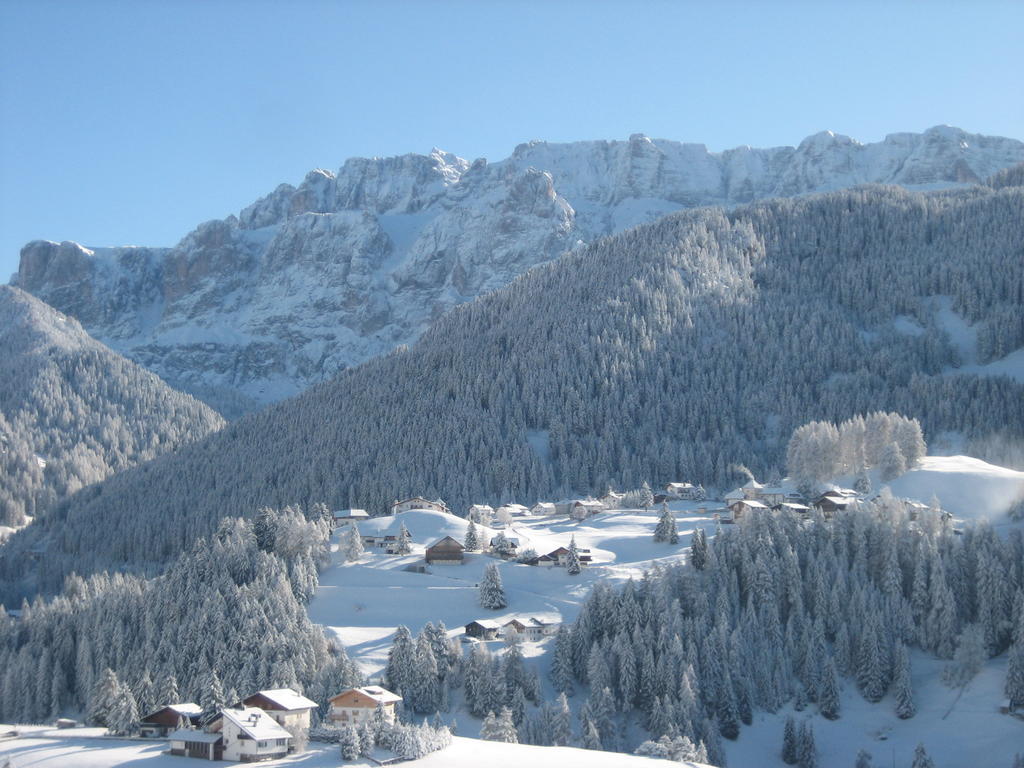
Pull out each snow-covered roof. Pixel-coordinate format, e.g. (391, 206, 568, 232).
(468, 619, 502, 629)
(666, 482, 695, 490)
(333, 509, 368, 519)
(330, 686, 403, 705)
(732, 499, 768, 508)
(168, 703, 202, 717)
(221, 707, 292, 740)
(250, 688, 317, 711)
(531, 502, 556, 510)
(167, 729, 222, 743)
(724, 488, 745, 500)
(777, 502, 810, 511)
(743, 479, 764, 490)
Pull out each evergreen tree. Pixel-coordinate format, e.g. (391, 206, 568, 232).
(581, 718, 602, 750)
(893, 642, 916, 719)
(551, 692, 572, 746)
(550, 627, 575, 694)
(479, 563, 507, 610)
(640, 481, 655, 509)
(87, 669, 121, 727)
(396, 522, 412, 555)
(200, 669, 226, 724)
(107, 684, 139, 736)
(566, 536, 582, 575)
(339, 724, 361, 761)
(781, 715, 798, 764)
(386, 625, 417, 699)
(156, 672, 179, 708)
(911, 743, 936, 768)
(344, 522, 364, 562)
(465, 521, 480, 552)
(879, 441, 907, 482)
(691, 527, 708, 571)
(818, 656, 840, 720)
(1005, 643, 1024, 710)
(654, 504, 673, 543)
(945, 623, 987, 687)
(796, 720, 817, 768)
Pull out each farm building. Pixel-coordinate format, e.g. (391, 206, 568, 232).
(665, 482, 703, 500)
(139, 703, 202, 738)
(531, 502, 557, 515)
(465, 619, 502, 640)
(332, 509, 369, 526)
(238, 688, 317, 732)
(571, 500, 605, 520)
(391, 497, 449, 515)
(468, 504, 494, 521)
(502, 616, 560, 641)
(537, 545, 592, 568)
(728, 499, 769, 520)
(425, 536, 465, 564)
(328, 686, 402, 726)
(215, 706, 292, 763)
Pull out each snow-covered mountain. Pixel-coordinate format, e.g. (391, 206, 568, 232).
(13, 126, 1024, 416)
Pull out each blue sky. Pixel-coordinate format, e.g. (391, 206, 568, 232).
(2, 0, 1022, 280)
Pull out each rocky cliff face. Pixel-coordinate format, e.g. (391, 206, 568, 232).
(13, 126, 1024, 416)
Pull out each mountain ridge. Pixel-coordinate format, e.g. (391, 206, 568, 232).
(13, 126, 1024, 416)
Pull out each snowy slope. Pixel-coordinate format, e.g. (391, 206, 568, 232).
(883, 455, 1024, 525)
(14, 127, 1024, 415)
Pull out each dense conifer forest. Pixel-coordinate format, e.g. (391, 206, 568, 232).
(0, 286, 225, 528)
(2, 184, 1024, 601)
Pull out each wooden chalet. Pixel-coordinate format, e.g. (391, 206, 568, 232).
(665, 482, 702, 500)
(332, 509, 368, 526)
(502, 616, 559, 641)
(812, 493, 850, 515)
(465, 619, 502, 639)
(391, 497, 449, 515)
(468, 504, 494, 521)
(537, 545, 592, 568)
(773, 502, 812, 517)
(425, 536, 465, 564)
(728, 498, 769, 520)
(239, 688, 317, 732)
(328, 686, 401, 726)
(139, 703, 202, 738)
(531, 502, 557, 516)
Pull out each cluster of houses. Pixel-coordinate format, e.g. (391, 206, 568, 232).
(464, 615, 560, 642)
(142, 686, 401, 762)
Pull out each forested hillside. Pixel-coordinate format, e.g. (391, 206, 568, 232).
(2, 184, 1023, 600)
(0, 286, 225, 528)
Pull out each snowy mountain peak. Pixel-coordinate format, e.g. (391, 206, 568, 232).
(14, 127, 1024, 416)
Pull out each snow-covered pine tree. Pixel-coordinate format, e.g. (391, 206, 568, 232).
(796, 720, 816, 768)
(818, 656, 840, 720)
(944, 622, 987, 687)
(339, 723, 360, 760)
(893, 641, 915, 719)
(200, 669, 226, 724)
(911, 743, 936, 768)
(87, 668, 121, 727)
(386, 625, 417, 699)
(479, 563, 507, 610)
(565, 536, 581, 575)
(396, 522, 412, 555)
(691, 527, 708, 571)
(581, 718, 602, 750)
(640, 481, 654, 509)
(781, 715, 798, 765)
(344, 522, 364, 562)
(465, 521, 480, 552)
(653, 503, 672, 543)
(106, 683, 139, 736)
(551, 627, 574, 694)
(1005, 642, 1024, 709)
(551, 692, 572, 746)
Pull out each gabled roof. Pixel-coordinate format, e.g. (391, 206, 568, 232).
(333, 509, 368, 518)
(467, 619, 502, 629)
(724, 487, 745, 499)
(330, 686, 402, 705)
(141, 703, 202, 721)
(731, 499, 768, 509)
(221, 707, 292, 740)
(427, 535, 465, 550)
(248, 688, 317, 711)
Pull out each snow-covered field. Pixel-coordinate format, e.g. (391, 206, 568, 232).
(309, 505, 719, 676)
(0, 731, 705, 768)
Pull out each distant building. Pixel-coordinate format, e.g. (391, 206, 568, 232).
(239, 688, 317, 733)
(536, 545, 592, 568)
(728, 499, 769, 520)
(216, 706, 292, 763)
(489, 535, 519, 558)
(773, 502, 811, 517)
(468, 504, 494, 521)
(139, 703, 202, 738)
(328, 686, 402, 726)
(497, 503, 531, 518)
(392, 497, 449, 515)
(465, 619, 502, 640)
(425, 536, 465, 564)
(332, 509, 369, 526)
(571, 500, 604, 520)
(812, 493, 850, 515)
(502, 616, 560, 641)
(531, 502, 557, 516)
(665, 482, 702, 500)
(723, 487, 746, 505)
